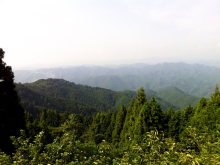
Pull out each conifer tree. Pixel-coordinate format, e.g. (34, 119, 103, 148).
(121, 88, 149, 144)
(0, 48, 26, 154)
(87, 113, 101, 141)
(136, 86, 147, 106)
(190, 85, 220, 131)
(126, 105, 138, 142)
(100, 110, 112, 135)
(180, 104, 194, 130)
(46, 110, 61, 127)
(164, 106, 175, 135)
(168, 110, 182, 141)
(105, 112, 116, 143)
(190, 97, 206, 128)
(179, 105, 195, 139)
(39, 108, 47, 127)
(211, 84, 220, 99)
(195, 96, 207, 114)
(133, 104, 149, 143)
(148, 96, 163, 131)
(61, 114, 83, 140)
(120, 99, 135, 143)
(24, 111, 40, 140)
(112, 105, 127, 144)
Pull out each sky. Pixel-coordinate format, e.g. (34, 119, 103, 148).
(0, 0, 220, 69)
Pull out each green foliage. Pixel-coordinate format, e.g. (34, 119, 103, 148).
(0, 151, 11, 164)
(46, 109, 61, 127)
(120, 87, 166, 146)
(3, 82, 220, 164)
(2, 125, 220, 164)
(148, 96, 164, 131)
(94, 134, 105, 144)
(168, 110, 182, 141)
(190, 85, 220, 131)
(133, 104, 149, 143)
(104, 112, 116, 143)
(61, 114, 83, 140)
(180, 104, 195, 135)
(136, 86, 147, 105)
(112, 105, 127, 144)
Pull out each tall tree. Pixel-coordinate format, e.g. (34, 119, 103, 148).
(112, 105, 127, 144)
(136, 86, 147, 106)
(0, 48, 26, 154)
(164, 106, 175, 136)
(168, 110, 182, 141)
(133, 104, 149, 143)
(105, 112, 116, 143)
(190, 85, 220, 131)
(148, 96, 164, 131)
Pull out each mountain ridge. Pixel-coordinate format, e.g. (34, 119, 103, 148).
(14, 62, 220, 98)
(16, 79, 200, 117)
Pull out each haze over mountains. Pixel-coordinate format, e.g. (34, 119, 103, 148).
(14, 62, 220, 98)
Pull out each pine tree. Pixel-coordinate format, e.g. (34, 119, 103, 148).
(0, 48, 26, 154)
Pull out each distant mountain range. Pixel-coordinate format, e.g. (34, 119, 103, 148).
(16, 79, 200, 117)
(14, 62, 220, 98)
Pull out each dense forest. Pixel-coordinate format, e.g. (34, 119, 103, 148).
(1, 48, 220, 164)
(15, 78, 200, 118)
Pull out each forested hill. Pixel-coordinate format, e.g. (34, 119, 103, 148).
(16, 79, 200, 117)
(14, 62, 220, 98)
(16, 79, 136, 116)
(155, 86, 200, 109)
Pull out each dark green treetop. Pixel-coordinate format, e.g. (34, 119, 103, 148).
(0, 48, 26, 154)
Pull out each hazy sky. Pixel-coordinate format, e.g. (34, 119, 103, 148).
(0, 0, 220, 69)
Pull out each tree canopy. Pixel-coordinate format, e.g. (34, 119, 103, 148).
(0, 48, 26, 154)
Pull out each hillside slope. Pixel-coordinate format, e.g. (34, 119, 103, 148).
(16, 79, 184, 116)
(155, 86, 200, 109)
